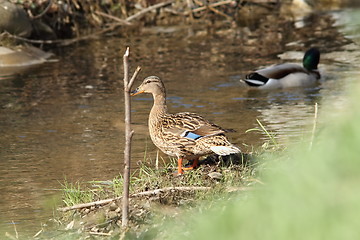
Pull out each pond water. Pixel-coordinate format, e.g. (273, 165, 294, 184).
(0, 5, 359, 237)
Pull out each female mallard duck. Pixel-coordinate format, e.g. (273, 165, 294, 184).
(241, 48, 320, 90)
(131, 76, 240, 175)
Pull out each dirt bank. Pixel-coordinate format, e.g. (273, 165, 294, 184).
(2, 0, 354, 46)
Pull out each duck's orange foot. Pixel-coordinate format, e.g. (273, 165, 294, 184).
(172, 167, 193, 176)
(184, 158, 199, 170)
(172, 167, 195, 176)
(174, 158, 199, 176)
(182, 165, 195, 171)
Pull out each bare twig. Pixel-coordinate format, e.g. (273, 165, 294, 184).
(187, 0, 236, 14)
(89, 232, 112, 236)
(155, 150, 159, 170)
(12, 220, 19, 239)
(125, 0, 175, 22)
(128, 66, 142, 89)
(123, 47, 130, 86)
(95, 10, 131, 25)
(208, 5, 233, 20)
(309, 102, 318, 151)
(191, 0, 235, 19)
(33, 229, 43, 238)
(122, 47, 131, 228)
(122, 47, 141, 228)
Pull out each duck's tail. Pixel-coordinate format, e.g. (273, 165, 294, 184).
(210, 144, 241, 156)
(241, 72, 269, 87)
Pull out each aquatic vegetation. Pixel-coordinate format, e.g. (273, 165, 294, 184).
(60, 180, 94, 207)
(246, 119, 280, 150)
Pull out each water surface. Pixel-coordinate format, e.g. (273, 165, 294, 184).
(0, 6, 359, 236)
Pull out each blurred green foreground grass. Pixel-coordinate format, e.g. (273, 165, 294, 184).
(164, 74, 360, 240)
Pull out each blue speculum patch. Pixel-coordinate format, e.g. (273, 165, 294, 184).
(184, 131, 202, 140)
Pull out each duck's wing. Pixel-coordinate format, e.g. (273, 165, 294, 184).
(257, 63, 308, 79)
(163, 112, 226, 141)
(243, 63, 307, 87)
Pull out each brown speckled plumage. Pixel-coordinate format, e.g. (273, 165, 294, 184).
(131, 76, 240, 174)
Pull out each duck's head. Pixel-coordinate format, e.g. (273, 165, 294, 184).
(131, 76, 165, 96)
(303, 48, 320, 71)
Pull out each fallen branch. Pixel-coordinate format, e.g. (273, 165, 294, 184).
(208, 5, 233, 20)
(125, 0, 175, 22)
(58, 197, 122, 212)
(89, 232, 112, 236)
(58, 186, 212, 212)
(95, 10, 132, 25)
(187, 0, 236, 14)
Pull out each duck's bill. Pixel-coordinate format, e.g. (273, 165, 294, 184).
(130, 89, 144, 96)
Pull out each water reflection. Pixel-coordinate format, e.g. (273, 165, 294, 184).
(0, 6, 359, 236)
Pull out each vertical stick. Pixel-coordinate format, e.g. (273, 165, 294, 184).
(121, 47, 141, 229)
(122, 47, 131, 228)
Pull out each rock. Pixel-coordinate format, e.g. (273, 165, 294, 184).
(109, 202, 118, 211)
(0, 1, 32, 37)
(107, 211, 118, 219)
(0, 45, 54, 76)
(0, 45, 53, 67)
(208, 172, 223, 180)
(280, 0, 313, 20)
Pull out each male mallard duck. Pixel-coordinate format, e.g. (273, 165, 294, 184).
(131, 76, 240, 175)
(240, 48, 320, 90)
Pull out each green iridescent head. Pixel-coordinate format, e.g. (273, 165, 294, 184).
(303, 48, 320, 71)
